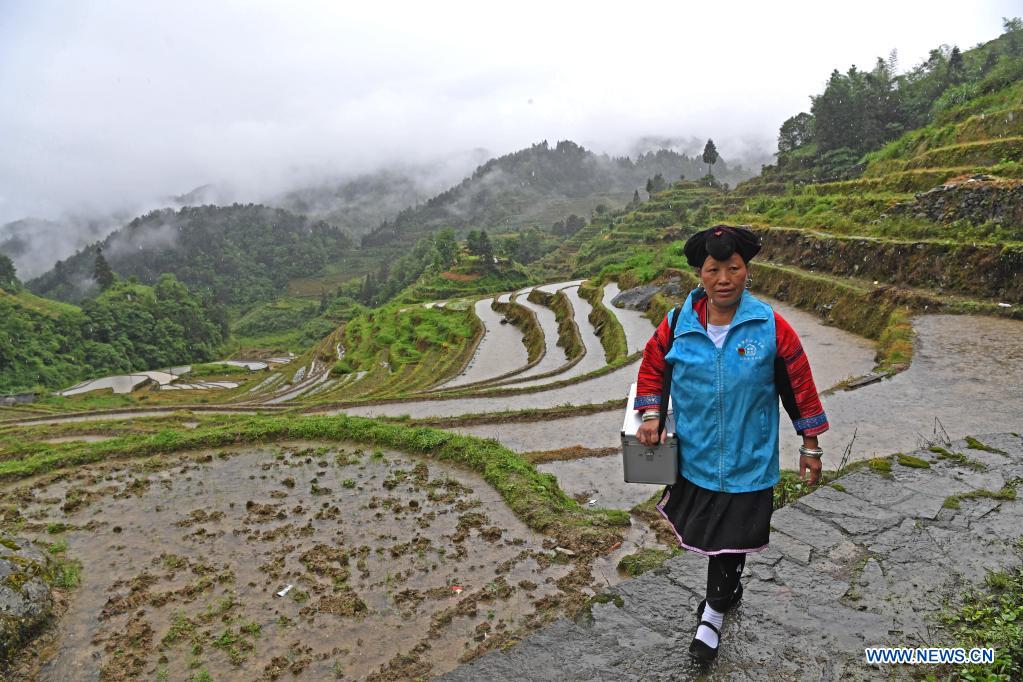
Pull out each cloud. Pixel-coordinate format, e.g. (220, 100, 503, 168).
(0, 0, 1016, 230)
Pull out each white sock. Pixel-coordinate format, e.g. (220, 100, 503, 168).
(696, 604, 724, 649)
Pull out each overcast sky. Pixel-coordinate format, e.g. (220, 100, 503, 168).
(0, 1, 1017, 224)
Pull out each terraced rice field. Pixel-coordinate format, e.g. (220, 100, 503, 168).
(6, 277, 1023, 681)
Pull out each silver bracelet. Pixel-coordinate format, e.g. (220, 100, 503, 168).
(641, 411, 660, 422)
(799, 445, 824, 459)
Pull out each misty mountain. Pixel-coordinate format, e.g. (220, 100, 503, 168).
(272, 170, 438, 239)
(0, 216, 117, 281)
(28, 204, 352, 306)
(361, 139, 754, 248)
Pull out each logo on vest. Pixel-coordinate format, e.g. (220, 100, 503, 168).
(736, 338, 764, 360)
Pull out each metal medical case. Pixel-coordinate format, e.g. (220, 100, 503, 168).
(621, 382, 678, 484)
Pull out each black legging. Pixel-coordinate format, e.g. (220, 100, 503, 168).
(706, 553, 746, 611)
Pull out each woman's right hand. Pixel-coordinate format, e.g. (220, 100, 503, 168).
(636, 419, 667, 446)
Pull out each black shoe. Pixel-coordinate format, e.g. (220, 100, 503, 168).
(688, 619, 720, 663)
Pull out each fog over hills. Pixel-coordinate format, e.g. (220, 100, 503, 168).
(3, 136, 760, 282)
(2, 2, 1009, 277)
(0, 149, 491, 279)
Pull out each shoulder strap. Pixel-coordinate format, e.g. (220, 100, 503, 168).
(657, 304, 682, 437)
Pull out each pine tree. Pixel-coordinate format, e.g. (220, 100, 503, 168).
(93, 248, 115, 291)
(702, 139, 719, 177)
(478, 230, 494, 268)
(0, 253, 19, 292)
(947, 46, 965, 85)
(360, 273, 377, 304)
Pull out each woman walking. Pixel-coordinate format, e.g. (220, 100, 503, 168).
(634, 225, 829, 663)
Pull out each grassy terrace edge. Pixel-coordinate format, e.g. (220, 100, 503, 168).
(578, 281, 628, 364)
(0, 414, 629, 556)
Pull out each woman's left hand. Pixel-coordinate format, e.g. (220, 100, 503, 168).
(799, 454, 822, 486)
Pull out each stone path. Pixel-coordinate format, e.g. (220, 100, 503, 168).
(442, 433, 1023, 681)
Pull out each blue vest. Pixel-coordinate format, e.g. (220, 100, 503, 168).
(666, 290, 779, 493)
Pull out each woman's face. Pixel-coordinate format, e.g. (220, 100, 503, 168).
(700, 252, 747, 309)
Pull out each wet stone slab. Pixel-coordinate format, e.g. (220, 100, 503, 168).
(442, 434, 1023, 681)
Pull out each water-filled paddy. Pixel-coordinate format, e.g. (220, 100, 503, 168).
(437, 298, 528, 388)
(350, 296, 876, 440)
(11, 443, 571, 680)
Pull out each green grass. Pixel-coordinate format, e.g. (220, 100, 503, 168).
(965, 436, 1009, 455)
(617, 548, 681, 577)
(47, 555, 82, 589)
(0, 287, 79, 317)
(589, 593, 625, 608)
(868, 457, 893, 475)
(162, 612, 197, 647)
(929, 446, 988, 471)
(341, 303, 477, 372)
(896, 453, 931, 469)
(944, 478, 1022, 511)
(931, 564, 1023, 680)
(528, 288, 583, 360)
(188, 363, 253, 378)
(399, 261, 533, 303)
(578, 281, 627, 364)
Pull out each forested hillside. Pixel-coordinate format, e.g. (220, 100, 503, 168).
(360, 140, 751, 248)
(1, 253, 226, 392)
(28, 204, 353, 306)
(273, 168, 450, 239)
(759, 18, 1023, 184)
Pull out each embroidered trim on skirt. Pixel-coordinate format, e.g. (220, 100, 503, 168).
(655, 475, 773, 556)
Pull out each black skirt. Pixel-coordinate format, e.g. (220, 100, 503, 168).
(655, 475, 774, 556)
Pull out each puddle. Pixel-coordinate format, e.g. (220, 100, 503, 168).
(560, 286, 607, 375)
(590, 516, 661, 588)
(437, 298, 529, 388)
(14, 443, 572, 680)
(264, 363, 329, 404)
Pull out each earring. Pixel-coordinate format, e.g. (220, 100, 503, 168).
(745, 276, 753, 290)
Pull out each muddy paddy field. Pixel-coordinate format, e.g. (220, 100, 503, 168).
(5, 442, 592, 681)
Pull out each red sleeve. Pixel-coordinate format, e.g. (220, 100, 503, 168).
(774, 312, 829, 436)
(635, 314, 673, 412)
